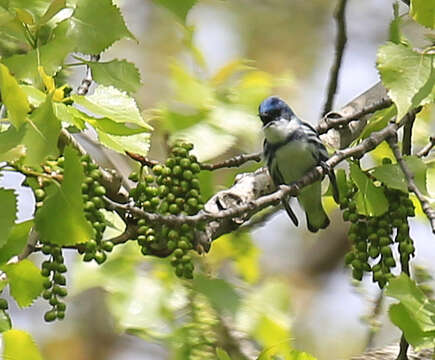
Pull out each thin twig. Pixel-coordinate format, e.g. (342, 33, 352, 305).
(126, 151, 159, 167)
(200, 152, 262, 170)
(322, 0, 349, 116)
(402, 111, 416, 155)
(318, 98, 393, 134)
(76, 54, 100, 95)
(387, 135, 435, 234)
(417, 136, 435, 158)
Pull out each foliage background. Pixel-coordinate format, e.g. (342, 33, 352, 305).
(0, 0, 434, 359)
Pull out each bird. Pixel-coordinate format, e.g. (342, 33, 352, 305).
(259, 96, 338, 232)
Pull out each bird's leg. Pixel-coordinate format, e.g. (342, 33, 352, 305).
(320, 161, 339, 203)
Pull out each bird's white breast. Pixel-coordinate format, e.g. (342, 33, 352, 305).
(274, 139, 317, 183)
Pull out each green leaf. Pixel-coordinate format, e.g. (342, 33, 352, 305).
(52, 103, 86, 130)
(15, 8, 34, 25)
(20, 85, 46, 107)
(255, 316, 292, 359)
(410, 0, 435, 29)
(359, 105, 396, 140)
(387, 274, 435, 348)
(336, 169, 348, 203)
(169, 60, 215, 108)
(22, 96, 61, 168)
(3, 21, 74, 86)
(1, 259, 44, 307)
(0, 63, 30, 128)
(389, 2, 401, 44)
(97, 130, 150, 155)
(371, 163, 408, 192)
(405, 155, 428, 196)
(152, 0, 197, 22)
(0, 220, 33, 265)
(2, 329, 43, 360)
(193, 275, 241, 315)
(349, 162, 389, 216)
(0, 188, 17, 249)
(71, 85, 152, 129)
(0, 310, 11, 333)
(35, 146, 93, 246)
(377, 42, 434, 120)
(65, 0, 135, 54)
(7, 0, 52, 17)
(216, 348, 232, 360)
(87, 59, 141, 94)
(39, 0, 66, 24)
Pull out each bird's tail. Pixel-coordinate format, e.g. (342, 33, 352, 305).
(281, 197, 299, 226)
(298, 182, 329, 233)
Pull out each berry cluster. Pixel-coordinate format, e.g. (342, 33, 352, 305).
(129, 142, 203, 278)
(342, 162, 416, 288)
(79, 155, 113, 264)
(40, 243, 68, 321)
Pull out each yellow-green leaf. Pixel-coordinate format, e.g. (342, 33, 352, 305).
(410, 0, 435, 29)
(2, 329, 43, 360)
(0, 63, 30, 128)
(1, 260, 44, 307)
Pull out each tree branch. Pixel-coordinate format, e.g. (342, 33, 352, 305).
(76, 54, 100, 96)
(416, 136, 435, 158)
(387, 135, 435, 234)
(321, 0, 349, 116)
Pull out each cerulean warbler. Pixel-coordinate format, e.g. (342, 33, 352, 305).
(259, 96, 337, 232)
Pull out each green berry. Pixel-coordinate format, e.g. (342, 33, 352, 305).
(349, 213, 359, 223)
(169, 204, 179, 214)
(191, 178, 200, 189)
(344, 252, 355, 265)
(187, 198, 198, 208)
(34, 189, 46, 201)
(381, 246, 392, 257)
(385, 257, 396, 267)
(152, 165, 163, 176)
(128, 172, 139, 181)
(167, 240, 176, 251)
(43, 279, 52, 289)
(57, 302, 66, 311)
(44, 310, 57, 322)
(94, 186, 106, 196)
(57, 263, 67, 273)
(94, 251, 107, 264)
(379, 236, 391, 246)
(369, 246, 380, 258)
(102, 241, 114, 252)
(49, 296, 58, 306)
(351, 259, 362, 270)
(181, 255, 191, 263)
(138, 226, 148, 235)
(174, 248, 184, 258)
(85, 239, 97, 252)
(168, 230, 179, 241)
(57, 311, 65, 320)
(172, 165, 182, 176)
(54, 273, 66, 286)
(0, 299, 8, 310)
(353, 268, 363, 281)
(175, 264, 184, 277)
(191, 163, 201, 174)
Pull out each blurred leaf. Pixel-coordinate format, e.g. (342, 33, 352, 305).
(405, 155, 428, 196)
(86, 116, 149, 136)
(35, 146, 93, 246)
(2, 329, 43, 360)
(410, 0, 435, 29)
(87, 59, 141, 94)
(175, 122, 236, 162)
(0, 189, 17, 249)
(72, 85, 152, 129)
(371, 163, 408, 192)
(6, 0, 52, 17)
(211, 59, 253, 86)
(368, 140, 395, 165)
(152, 0, 197, 22)
(22, 96, 61, 167)
(389, 3, 401, 44)
(20, 85, 46, 106)
(232, 70, 273, 110)
(158, 107, 209, 133)
(377, 42, 433, 120)
(255, 315, 292, 359)
(216, 348, 232, 360)
(0, 63, 30, 128)
(0, 310, 11, 333)
(387, 274, 435, 348)
(97, 130, 150, 155)
(63, 0, 134, 54)
(350, 163, 388, 216)
(170, 60, 215, 108)
(39, 0, 66, 24)
(0, 220, 33, 265)
(1, 260, 44, 307)
(193, 275, 241, 315)
(359, 105, 395, 140)
(15, 8, 34, 24)
(3, 21, 74, 86)
(52, 103, 86, 130)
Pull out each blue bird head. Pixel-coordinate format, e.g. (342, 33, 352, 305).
(258, 96, 294, 125)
